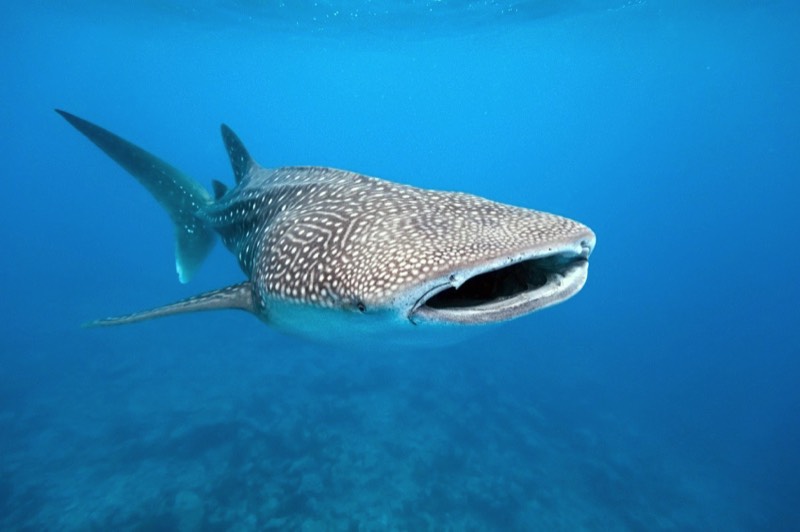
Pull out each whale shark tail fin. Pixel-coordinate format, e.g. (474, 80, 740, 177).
(56, 109, 215, 283)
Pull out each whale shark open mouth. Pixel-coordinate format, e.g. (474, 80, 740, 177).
(411, 249, 590, 325)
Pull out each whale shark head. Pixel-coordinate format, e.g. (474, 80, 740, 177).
(57, 109, 595, 347)
(211, 165, 595, 346)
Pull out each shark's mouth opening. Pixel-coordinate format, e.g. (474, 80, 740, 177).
(412, 251, 589, 325)
(425, 259, 550, 309)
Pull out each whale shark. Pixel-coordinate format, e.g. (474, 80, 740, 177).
(57, 110, 595, 346)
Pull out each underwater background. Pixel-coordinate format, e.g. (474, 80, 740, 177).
(2, 1, 799, 529)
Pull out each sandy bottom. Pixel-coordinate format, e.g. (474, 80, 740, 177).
(0, 322, 761, 531)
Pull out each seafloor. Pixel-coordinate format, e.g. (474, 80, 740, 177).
(1, 320, 756, 531)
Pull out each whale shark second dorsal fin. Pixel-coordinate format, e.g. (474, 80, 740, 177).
(211, 179, 229, 200)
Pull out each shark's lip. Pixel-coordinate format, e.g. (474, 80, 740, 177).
(409, 236, 593, 325)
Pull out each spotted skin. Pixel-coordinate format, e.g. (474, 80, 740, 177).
(204, 166, 589, 313)
(57, 110, 595, 345)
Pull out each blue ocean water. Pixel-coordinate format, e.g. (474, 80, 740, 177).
(2, 0, 799, 529)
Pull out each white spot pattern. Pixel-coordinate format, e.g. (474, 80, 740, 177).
(200, 166, 590, 311)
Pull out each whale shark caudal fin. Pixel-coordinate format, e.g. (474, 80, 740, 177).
(55, 109, 215, 283)
(83, 282, 257, 327)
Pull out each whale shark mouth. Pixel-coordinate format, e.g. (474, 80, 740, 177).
(410, 247, 591, 325)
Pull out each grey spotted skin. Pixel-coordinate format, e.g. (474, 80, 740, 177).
(57, 110, 595, 346)
(208, 168, 589, 313)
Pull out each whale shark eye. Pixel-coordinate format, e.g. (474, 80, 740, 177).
(357, 302, 366, 313)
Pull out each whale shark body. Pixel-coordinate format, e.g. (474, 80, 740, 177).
(57, 110, 595, 346)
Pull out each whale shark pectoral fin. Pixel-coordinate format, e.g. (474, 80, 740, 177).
(83, 282, 257, 328)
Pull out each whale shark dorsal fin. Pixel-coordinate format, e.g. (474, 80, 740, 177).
(211, 179, 228, 200)
(83, 282, 257, 327)
(220, 124, 254, 184)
